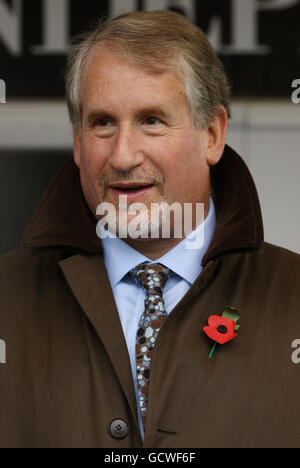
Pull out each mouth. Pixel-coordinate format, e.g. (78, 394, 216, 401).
(108, 184, 155, 199)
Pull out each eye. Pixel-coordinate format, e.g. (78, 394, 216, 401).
(144, 117, 162, 126)
(95, 119, 113, 127)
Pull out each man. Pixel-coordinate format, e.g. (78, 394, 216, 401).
(0, 10, 299, 448)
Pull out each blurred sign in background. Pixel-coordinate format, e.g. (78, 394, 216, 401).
(1, 0, 300, 97)
(0, 0, 300, 254)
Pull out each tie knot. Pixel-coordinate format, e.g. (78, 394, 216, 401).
(129, 262, 170, 296)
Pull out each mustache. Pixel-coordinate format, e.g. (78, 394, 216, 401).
(99, 172, 164, 186)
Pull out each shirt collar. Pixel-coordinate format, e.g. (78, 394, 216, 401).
(100, 197, 216, 289)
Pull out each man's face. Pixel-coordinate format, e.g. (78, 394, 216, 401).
(74, 48, 217, 238)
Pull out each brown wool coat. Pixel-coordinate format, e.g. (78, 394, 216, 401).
(0, 145, 299, 448)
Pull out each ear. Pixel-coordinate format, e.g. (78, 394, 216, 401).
(205, 106, 228, 166)
(73, 127, 81, 168)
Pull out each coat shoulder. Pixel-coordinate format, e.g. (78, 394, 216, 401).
(261, 241, 300, 263)
(259, 242, 300, 277)
(0, 248, 38, 282)
(242, 241, 300, 282)
(0, 247, 73, 272)
(0, 248, 57, 280)
(236, 241, 300, 306)
(220, 242, 300, 312)
(0, 247, 71, 297)
(0, 247, 37, 265)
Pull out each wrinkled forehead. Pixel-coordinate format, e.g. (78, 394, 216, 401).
(80, 45, 189, 115)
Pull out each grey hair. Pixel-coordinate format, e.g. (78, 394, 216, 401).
(65, 10, 231, 134)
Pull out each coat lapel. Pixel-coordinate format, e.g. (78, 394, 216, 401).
(59, 252, 140, 431)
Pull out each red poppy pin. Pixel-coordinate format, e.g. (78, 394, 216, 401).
(203, 305, 240, 358)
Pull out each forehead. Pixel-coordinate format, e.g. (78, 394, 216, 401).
(81, 48, 188, 112)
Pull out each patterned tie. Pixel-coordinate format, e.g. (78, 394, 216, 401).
(129, 262, 170, 432)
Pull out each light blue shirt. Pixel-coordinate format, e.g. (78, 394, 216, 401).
(98, 198, 216, 439)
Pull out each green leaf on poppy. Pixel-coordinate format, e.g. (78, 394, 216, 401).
(222, 305, 240, 331)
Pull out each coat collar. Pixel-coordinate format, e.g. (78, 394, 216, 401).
(20, 144, 264, 263)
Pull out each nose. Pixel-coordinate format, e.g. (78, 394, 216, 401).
(109, 124, 145, 173)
